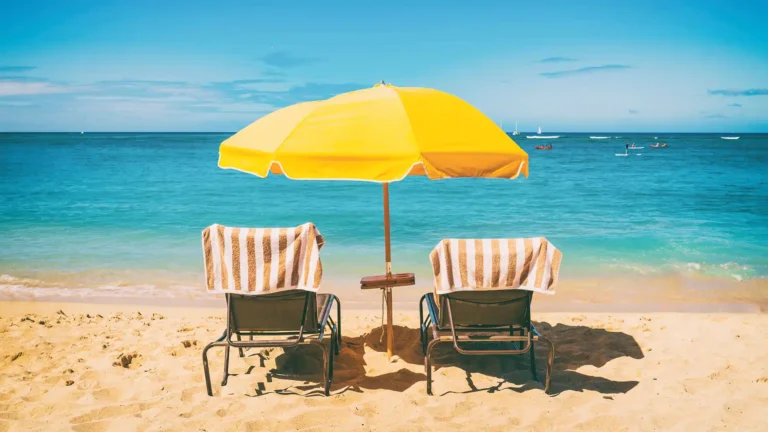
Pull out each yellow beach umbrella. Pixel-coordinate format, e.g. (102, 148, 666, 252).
(219, 83, 528, 357)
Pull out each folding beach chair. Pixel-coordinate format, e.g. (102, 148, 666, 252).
(419, 238, 562, 394)
(200, 223, 341, 396)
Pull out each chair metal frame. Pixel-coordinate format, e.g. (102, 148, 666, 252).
(203, 291, 341, 396)
(419, 290, 554, 395)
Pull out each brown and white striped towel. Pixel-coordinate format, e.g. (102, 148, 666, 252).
(202, 223, 324, 295)
(430, 237, 562, 296)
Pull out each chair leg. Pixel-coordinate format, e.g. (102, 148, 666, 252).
(329, 333, 335, 383)
(236, 333, 245, 358)
(222, 344, 231, 387)
(319, 343, 331, 396)
(425, 339, 440, 395)
(529, 340, 539, 381)
(202, 333, 226, 396)
(539, 336, 555, 393)
(203, 344, 215, 396)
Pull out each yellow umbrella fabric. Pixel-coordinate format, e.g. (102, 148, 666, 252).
(219, 83, 528, 181)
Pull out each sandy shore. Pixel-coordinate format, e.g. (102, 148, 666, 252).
(1, 301, 767, 431)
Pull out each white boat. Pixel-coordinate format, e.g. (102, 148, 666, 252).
(721, 136, 740, 140)
(590, 136, 609, 139)
(527, 125, 559, 139)
(512, 121, 519, 135)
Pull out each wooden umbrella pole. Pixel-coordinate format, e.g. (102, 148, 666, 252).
(382, 183, 394, 358)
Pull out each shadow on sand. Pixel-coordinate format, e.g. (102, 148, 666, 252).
(231, 321, 643, 397)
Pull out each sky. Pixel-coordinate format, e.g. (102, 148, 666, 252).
(1, 0, 767, 132)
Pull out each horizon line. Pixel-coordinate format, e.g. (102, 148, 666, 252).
(0, 131, 763, 134)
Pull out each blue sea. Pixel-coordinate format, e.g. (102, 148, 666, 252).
(1, 132, 766, 302)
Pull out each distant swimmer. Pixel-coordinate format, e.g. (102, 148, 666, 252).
(625, 141, 629, 155)
(662, 142, 668, 148)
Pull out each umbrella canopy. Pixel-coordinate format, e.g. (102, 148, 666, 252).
(218, 83, 529, 358)
(219, 83, 528, 181)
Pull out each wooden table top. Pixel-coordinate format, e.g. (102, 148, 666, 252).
(360, 272, 416, 290)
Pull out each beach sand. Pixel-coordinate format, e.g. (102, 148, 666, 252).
(1, 301, 767, 431)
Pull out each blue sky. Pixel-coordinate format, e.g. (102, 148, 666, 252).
(1, 0, 767, 132)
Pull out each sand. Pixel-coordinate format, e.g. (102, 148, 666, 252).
(1, 301, 767, 431)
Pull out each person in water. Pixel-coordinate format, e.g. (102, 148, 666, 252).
(625, 142, 629, 154)
(662, 142, 667, 148)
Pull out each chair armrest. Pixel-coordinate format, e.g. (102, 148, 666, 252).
(531, 323, 541, 337)
(424, 293, 440, 325)
(318, 294, 338, 340)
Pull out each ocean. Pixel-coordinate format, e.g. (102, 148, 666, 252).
(1, 132, 766, 303)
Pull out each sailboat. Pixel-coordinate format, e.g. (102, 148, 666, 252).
(512, 121, 519, 136)
(527, 125, 559, 139)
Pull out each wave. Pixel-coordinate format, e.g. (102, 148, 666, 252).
(0, 274, 207, 300)
(590, 136, 610, 139)
(594, 260, 758, 282)
(0, 274, 55, 288)
(674, 262, 756, 282)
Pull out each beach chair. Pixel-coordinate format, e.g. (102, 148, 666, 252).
(200, 223, 341, 396)
(419, 238, 562, 394)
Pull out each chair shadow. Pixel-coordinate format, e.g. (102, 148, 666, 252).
(236, 332, 426, 397)
(358, 321, 643, 395)
(227, 321, 643, 397)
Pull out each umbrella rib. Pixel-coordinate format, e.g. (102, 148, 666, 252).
(389, 88, 423, 173)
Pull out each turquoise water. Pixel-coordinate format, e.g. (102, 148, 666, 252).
(1, 132, 766, 299)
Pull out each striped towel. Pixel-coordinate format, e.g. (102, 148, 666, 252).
(430, 237, 562, 296)
(202, 223, 324, 295)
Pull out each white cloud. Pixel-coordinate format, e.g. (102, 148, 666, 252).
(0, 80, 69, 96)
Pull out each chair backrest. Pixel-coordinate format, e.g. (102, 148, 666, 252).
(227, 290, 319, 333)
(438, 290, 532, 328)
